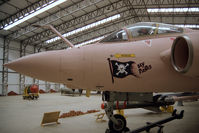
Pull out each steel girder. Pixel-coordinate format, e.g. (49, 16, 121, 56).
(47, 18, 137, 50)
(46, 14, 149, 50)
(19, 43, 26, 94)
(21, 0, 199, 46)
(0, 0, 51, 30)
(0, 0, 10, 6)
(45, 7, 199, 49)
(21, 0, 125, 45)
(6, 0, 104, 40)
(123, 0, 141, 22)
(32, 45, 41, 85)
(2, 38, 10, 96)
(45, 7, 147, 49)
(47, 14, 199, 49)
(45, 81, 51, 92)
(47, 13, 199, 50)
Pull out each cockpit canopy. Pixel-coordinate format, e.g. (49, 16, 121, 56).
(100, 22, 183, 42)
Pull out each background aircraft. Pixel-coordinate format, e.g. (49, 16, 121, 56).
(4, 22, 199, 133)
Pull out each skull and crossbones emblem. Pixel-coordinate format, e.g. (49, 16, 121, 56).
(115, 62, 129, 76)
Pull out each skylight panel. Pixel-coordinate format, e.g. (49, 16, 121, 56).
(3, 0, 67, 30)
(46, 14, 121, 44)
(74, 36, 105, 48)
(175, 24, 199, 29)
(147, 8, 199, 13)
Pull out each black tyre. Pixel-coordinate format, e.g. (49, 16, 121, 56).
(108, 114, 126, 133)
(158, 127, 163, 133)
(31, 95, 34, 100)
(153, 95, 161, 102)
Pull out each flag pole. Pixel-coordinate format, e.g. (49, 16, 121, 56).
(107, 58, 114, 83)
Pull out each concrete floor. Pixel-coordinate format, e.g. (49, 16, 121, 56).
(0, 93, 198, 133)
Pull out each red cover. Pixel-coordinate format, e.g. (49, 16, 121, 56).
(30, 85, 39, 93)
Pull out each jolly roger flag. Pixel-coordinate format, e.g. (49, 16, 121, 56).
(108, 58, 138, 83)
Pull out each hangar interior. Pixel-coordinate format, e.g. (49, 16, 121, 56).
(0, 0, 199, 133)
(0, 0, 199, 95)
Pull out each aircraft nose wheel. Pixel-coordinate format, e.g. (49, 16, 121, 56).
(108, 114, 127, 133)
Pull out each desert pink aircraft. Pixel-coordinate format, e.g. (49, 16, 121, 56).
(4, 22, 199, 132)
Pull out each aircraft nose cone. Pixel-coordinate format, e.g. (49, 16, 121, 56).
(4, 50, 62, 82)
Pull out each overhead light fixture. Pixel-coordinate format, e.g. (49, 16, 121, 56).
(175, 24, 199, 29)
(3, 0, 67, 30)
(74, 36, 105, 48)
(147, 8, 199, 13)
(64, 36, 105, 50)
(46, 14, 121, 44)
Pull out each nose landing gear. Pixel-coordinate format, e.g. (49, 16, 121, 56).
(102, 91, 130, 133)
(108, 114, 128, 133)
(102, 91, 178, 133)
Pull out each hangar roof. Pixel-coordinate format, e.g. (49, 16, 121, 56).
(0, 0, 199, 50)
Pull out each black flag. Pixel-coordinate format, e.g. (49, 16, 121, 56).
(108, 58, 138, 83)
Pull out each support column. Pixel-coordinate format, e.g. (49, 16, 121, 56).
(45, 81, 51, 92)
(2, 38, 10, 96)
(19, 43, 26, 94)
(54, 84, 60, 91)
(32, 46, 41, 85)
(34, 79, 39, 86)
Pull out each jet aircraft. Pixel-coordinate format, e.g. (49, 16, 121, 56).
(4, 22, 199, 132)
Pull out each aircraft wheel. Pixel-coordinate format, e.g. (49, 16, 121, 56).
(153, 95, 161, 102)
(31, 95, 34, 100)
(108, 114, 126, 133)
(158, 126, 164, 133)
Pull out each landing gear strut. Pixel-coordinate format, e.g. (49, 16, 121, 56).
(102, 91, 175, 133)
(104, 101, 128, 133)
(102, 91, 130, 133)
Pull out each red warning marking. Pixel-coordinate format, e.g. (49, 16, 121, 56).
(144, 40, 151, 47)
(170, 37, 176, 41)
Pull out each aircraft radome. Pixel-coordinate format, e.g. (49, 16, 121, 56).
(4, 22, 199, 133)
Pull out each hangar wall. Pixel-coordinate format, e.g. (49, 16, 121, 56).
(0, 37, 61, 95)
(7, 39, 20, 94)
(0, 37, 3, 94)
